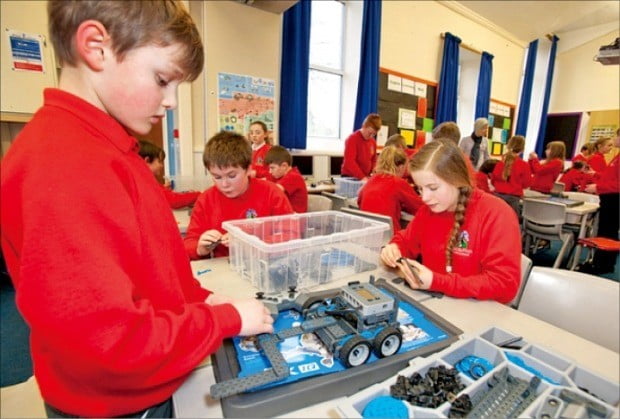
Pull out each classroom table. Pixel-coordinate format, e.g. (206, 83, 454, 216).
(306, 182, 336, 194)
(172, 257, 619, 418)
(172, 208, 191, 235)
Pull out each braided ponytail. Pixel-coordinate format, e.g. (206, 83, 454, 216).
(445, 186, 472, 272)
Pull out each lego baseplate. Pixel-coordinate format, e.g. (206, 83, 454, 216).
(210, 278, 463, 418)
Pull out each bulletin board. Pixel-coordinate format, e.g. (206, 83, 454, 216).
(377, 68, 437, 150)
(487, 99, 515, 157)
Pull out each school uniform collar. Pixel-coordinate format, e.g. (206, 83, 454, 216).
(43, 88, 138, 154)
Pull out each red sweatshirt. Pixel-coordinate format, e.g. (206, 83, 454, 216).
(596, 154, 619, 194)
(529, 158, 563, 193)
(341, 130, 377, 179)
(251, 143, 271, 178)
(162, 185, 200, 209)
(390, 189, 520, 303)
(271, 167, 308, 213)
(184, 177, 293, 259)
(588, 152, 607, 173)
(475, 172, 491, 193)
(358, 174, 423, 232)
(491, 157, 531, 197)
(0, 89, 241, 417)
(572, 154, 588, 163)
(559, 168, 586, 192)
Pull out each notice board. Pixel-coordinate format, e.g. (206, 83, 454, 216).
(487, 100, 515, 157)
(377, 68, 437, 150)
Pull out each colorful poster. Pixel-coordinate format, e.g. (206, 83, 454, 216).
(400, 129, 414, 147)
(416, 130, 427, 148)
(218, 72, 275, 134)
(502, 118, 512, 130)
(491, 142, 504, 156)
(417, 97, 427, 118)
(422, 118, 434, 133)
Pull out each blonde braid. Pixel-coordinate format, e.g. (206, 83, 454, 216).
(445, 186, 472, 272)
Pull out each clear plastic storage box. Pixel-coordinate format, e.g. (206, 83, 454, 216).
(334, 177, 365, 198)
(337, 326, 619, 418)
(223, 211, 389, 293)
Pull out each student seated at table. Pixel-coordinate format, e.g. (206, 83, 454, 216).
(248, 120, 272, 179)
(380, 141, 520, 304)
(385, 133, 416, 157)
(138, 140, 200, 209)
(265, 145, 308, 213)
(432, 121, 461, 145)
(588, 136, 613, 173)
(572, 142, 594, 163)
(184, 131, 293, 259)
(475, 158, 499, 193)
(491, 135, 531, 215)
(559, 160, 589, 192)
(528, 141, 566, 193)
(358, 146, 423, 232)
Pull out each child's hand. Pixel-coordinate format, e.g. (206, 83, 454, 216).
(380, 243, 402, 268)
(197, 229, 223, 257)
(398, 258, 432, 290)
(205, 293, 233, 305)
(584, 184, 597, 194)
(528, 152, 537, 160)
(231, 298, 274, 336)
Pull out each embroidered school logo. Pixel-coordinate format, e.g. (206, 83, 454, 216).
(245, 209, 258, 219)
(457, 230, 470, 249)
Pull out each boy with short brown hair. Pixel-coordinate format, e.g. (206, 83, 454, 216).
(265, 146, 309, 213)
(1, 2, 273, 417)
(184, 132, 294, 259)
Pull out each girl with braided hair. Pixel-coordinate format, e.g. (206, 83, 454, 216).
(380, 141, 521, 303)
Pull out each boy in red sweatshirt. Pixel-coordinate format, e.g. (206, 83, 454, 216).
(381, 141, 520, 303)
(341, 113, 381, 180)
(184, 131, 294, 259)
(265, 146, 308, 213)
(0, 2, 274, 417)
(138, 140, 201, 209)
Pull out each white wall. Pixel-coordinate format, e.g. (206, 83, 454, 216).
(549, 30, 620, 113)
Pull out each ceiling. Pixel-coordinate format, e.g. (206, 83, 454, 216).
(453, 1, 619, 51)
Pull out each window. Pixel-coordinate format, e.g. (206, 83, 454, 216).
(307, 0, 345, 140)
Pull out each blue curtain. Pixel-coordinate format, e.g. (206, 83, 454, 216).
(353, 0, 382, 131)
(278, 0, 311, 149)
(436, 32, 462, 125)
(515, 40, 538, 136)
(535, 35, 559, 156)
(474, 52, 494, 119)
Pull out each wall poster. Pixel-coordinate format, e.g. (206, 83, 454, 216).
(217, 72, 275, 135)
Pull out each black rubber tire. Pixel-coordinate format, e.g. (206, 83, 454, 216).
(339, 336, 372, 367)
(373, 326, 403, 358)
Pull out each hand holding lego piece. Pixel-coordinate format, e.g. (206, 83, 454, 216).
(231, 298, 275, 336)
(380, 243, 402, 268)
(197, 229, 223, 256)
(397, 257, 432, 290)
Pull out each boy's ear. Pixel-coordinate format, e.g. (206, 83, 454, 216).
(74, 20, 111, 71)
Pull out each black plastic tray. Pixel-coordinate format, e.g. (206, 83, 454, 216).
(211, 278, 463, 418)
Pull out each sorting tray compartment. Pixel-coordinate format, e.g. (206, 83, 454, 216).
(337, 326, 620, 418)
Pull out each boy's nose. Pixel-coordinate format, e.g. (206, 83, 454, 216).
(162, 90, 178, 110)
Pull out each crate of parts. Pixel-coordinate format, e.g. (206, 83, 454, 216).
(336, 326, 619, 418)
(223, 211, 389, 293)
(334, 177, 364, 198)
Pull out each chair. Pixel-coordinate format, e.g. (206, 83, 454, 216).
(518, 267, 619, 352)
(321, 191, 350, 211)
(508, 254, 533, 309)
(562, 192, 600, 268)
(339, 207, 394, 242)
(522, 198, 573, 269)
(307, 194, 333, 212)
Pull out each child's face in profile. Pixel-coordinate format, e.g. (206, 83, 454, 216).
(249, 124, 267, 146)
(209, 165, 250, 198)
(268, 163, 288, 179)
(97, 43, 185, 135)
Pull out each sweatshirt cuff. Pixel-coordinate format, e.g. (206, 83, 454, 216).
(429, 272, 449, 292)
(211, 303, 242, 337)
